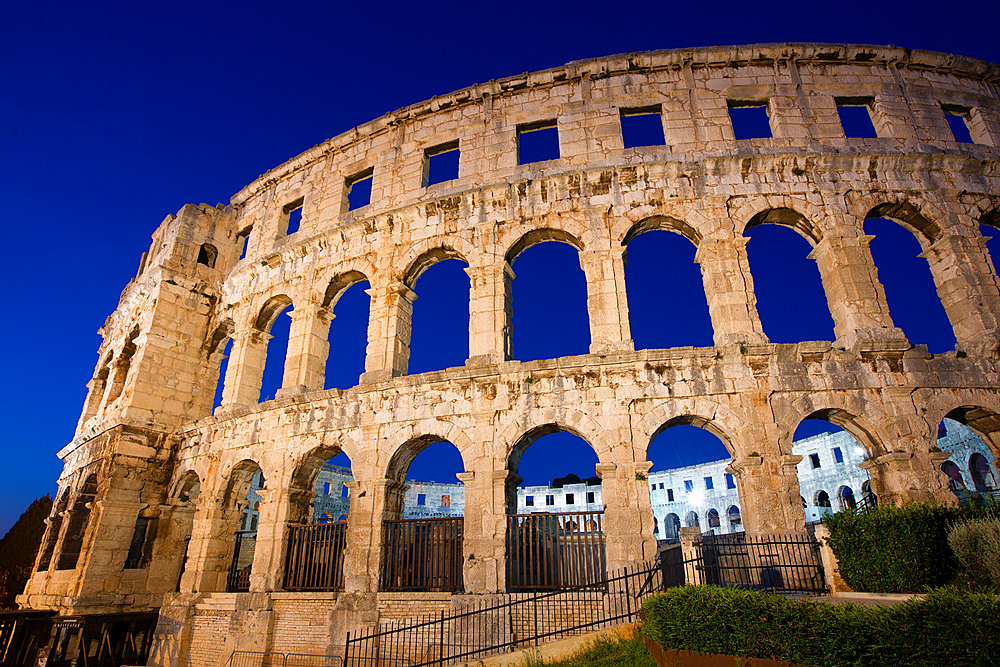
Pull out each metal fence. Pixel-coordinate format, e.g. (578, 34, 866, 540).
(285, 522, 348, 591)
(227, 530, 257, 592)
(663, 531, 826, 594)
(381, 518, 463, 592)
(346, 557, 661, 667)
(226, 651, 342, 667)
(506, 511, 605, 592)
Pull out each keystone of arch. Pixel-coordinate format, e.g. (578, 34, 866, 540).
(398, 236, 476, 286)
(617, 211, 704, 248)
(500, 218, 589, 265)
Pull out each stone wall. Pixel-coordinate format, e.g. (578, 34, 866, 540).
(17, 43, 1000, 667)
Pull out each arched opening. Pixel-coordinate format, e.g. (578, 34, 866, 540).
(56, 474, 98, 571)
(407, 256, 470, 374)
(646, 418, 740, 540)
(382, 437, 465, 592)
(508, 233, 589, 361)
(507, 427, 603, 591)
(164, 471, 200, 592)
(685, 511, 699, 528)
(284, 449, 352, 591)
(864, 216, 955, 352)
(706, 508, 721, 531)
(794, 414, 874, 522)
(257, 296, 293, 402)
(980, 213, 1000, 279)
(623, 227, 713, 350)
(743, 213, 835, 343)
(36, 490, 70, 571)
(217, 461, 264, 592)
(936, 415, 999, 504)
(664, 513, 681, 541)
(197, 243, 218, 268)
(727, 505, 742, 531)
(323, 276, 370, 390)
(207, 320, 235, 413)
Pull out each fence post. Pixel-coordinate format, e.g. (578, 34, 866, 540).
(812, 523, 849, 593)
(678, 527, 702, 585)
(439, 610, 445, 666)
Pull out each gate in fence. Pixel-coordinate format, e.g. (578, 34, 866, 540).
(285, 522, 348, 591)
(381, 517, 464, 592)
(506, 510, 606, 592)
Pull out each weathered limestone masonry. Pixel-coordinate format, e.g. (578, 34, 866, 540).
(18, 43, 1000, 666)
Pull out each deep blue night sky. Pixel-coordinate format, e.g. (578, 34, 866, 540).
(3, 0, 1000, 534)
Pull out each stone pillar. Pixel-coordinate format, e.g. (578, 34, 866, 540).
(465, 262, 513, 365)
(361, 282, 415, 382)
(220, 327, 271, 408)
(495, 470, 522, 593)
(578, 248, 634, 354)
(860, 451, 956, 506)
(812, 523, 852, 593)
(695, 236, 769, 346)
(807, 233, 908, 350)
(248, 488, 284, 592)
(459, 469, 507, 593)
(678, 527, 703, 585)
(920, 233, 1000, 349)
(596, 461, 655, 569)
(74, 498, 142, 597)
(341, 478, 406, 594)
(280, 304, 332, 395)
(726, 454, 807, 534)
(181, 496, 230, 594)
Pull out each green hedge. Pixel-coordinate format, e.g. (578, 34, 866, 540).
(642, 586, 1000, 667)
(823, 502, 998, 592)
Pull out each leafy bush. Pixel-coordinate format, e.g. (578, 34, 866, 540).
(948, 518, 1000, 587)
(642, 586, 1000, 667)
(823, 502, 998, 592)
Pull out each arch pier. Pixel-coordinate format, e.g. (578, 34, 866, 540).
(18, 44, 1000, 667)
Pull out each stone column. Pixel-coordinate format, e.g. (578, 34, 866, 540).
(495, 470, 522, 593)
(726, 454, 807, 534)
(181, 496, 230, 594)
(695, 236, 769, 346)
(279, 304, 332, 395)
(465, 262, 513, 365)
(220, 327, 271, 409)
(248, 488, 287, 592)
(578, 248, 634, 355)
(341, 478, 407, 594)
(678, 527, 703, 585)
(596, 461, 655, 570)
(74, 498, 142, 597)
(920, 233, 1000, 349)
(459, 470, 507, 593)
(807, 234, 908, 350)
(860, 451, 956, 506)
(361, 282, 416, 382)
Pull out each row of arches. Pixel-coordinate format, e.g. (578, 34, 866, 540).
(196, 200, 1000, 411)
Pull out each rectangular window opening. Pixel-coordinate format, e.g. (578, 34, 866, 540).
(667, 488, 674, 502)
(620, 106, 665, 148)
(342, 484, 349, 498)
(587, 491, 595, 504)
(942, 104, 975, 143)
(124, 517, 152, 569)
(727, 101, 772, 140)
(424, 141, 460, 186)
(565, 493, 575, 505)
(283, 198, 304, 235)
(810, 453, 821, 469)
(659, 483, 664, 489)
(517, 119, 560, 164)
(833, 447, 844, 464)
(345, 168, 374, 211)
(237, 226, 253, 260)
(835, 98, 879, 139)
(417, 493, 426, 506)
(704, 476, 714, 490)
(441, 495, 450, 507)
(525, 495, 534, 506)
(684, 480, 694, 493)
(725, 473, 736, 489)
(545, 494, 555, 506)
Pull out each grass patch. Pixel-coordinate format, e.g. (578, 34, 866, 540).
(535, 631, 655, 667)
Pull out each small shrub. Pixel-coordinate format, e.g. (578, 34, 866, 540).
(948, 517, 1000, 587)
(824, 501, 998, 592)
(642, 585, 1000, 667)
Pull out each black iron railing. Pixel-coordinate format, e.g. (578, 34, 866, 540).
(225, 650, 342, 667)
(285, 522, 348, 591)
(346, 557, 662, 667)
(381, 517, 463, 592)
(506, 511, 605, 592)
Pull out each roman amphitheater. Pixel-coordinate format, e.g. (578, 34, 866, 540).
(13, 42, 1000, 667)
